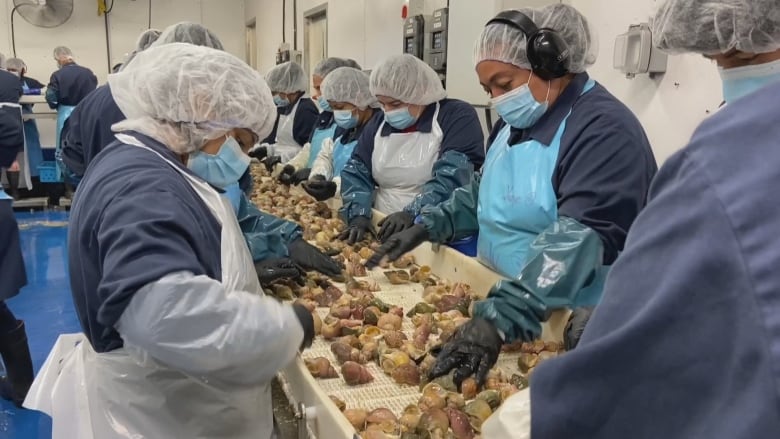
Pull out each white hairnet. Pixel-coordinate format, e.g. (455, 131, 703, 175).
(109, 43, 276, 155)
(265, 61, 307, 93)
(313, 57, 362, 78)
(321, 67, 377, 109)
(475, 4, 597, 73)
(53, 46, 74, 61)
(652, 0, 780, 55)
(136, 29, 162, 51)
(6, 58, 25, 72)
(152, 22, 224, 50)
(369, 54, 446, 105)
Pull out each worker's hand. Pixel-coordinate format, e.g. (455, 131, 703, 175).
(429, 318, 503, 390)
(291, 168, 312, 185)
(262, 155, 282, 173)
(9, 160, 20, 172)
(277, 165, 297, 185)
(287, 238, 344, 278)
(377, 211, 415, 243)
(564, 307, 594, 351)
(291, 303, 315, 351)
(254, 257, 305, 286)
(301, 175, 337, 201)
(338, 216, 375, 245)
(366, 224, 428, 269)
(248, 145, 268, 160)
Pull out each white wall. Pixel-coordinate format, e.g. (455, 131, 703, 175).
(568, 0, 722, 164)
(0, 0, 245, 147)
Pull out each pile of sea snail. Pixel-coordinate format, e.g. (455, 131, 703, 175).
(250, 164, 564, 438)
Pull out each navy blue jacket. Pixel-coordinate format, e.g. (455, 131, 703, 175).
(61, 84, 125, 177)
(311, 110, 335, 142)
(261, 96, 319, 146)
(46, 63, 97, 109)
(488, 73, 657, 264)
(0, 70, 24, 166)
(530, 82, 780, 438)
(69, 133, 223, 353)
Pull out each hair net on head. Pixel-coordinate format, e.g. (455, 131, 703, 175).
(313, 57, 363, 78)
(53, 46, 74, 60)
(6, 58, 25, 72)
(152, 22, 224, 50)
(474, 4, 597, 73)
(136, 29, 162, 51)
(265, 61, 307, 93)
(321, 67, 377, 109)
(0, 53, 5, 70)
(109, 43, 276, 155)
(652, 0, 780, 55)
(369, 54, 446, 105)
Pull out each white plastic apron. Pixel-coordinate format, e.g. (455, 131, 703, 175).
(477, 79, 606, 307)
(25, 134, 274, 439)
(372, 103, 442, 214)
(273, 100, 302, 162)
(0, 103, 32, 190)
(306, 122, 338, 168)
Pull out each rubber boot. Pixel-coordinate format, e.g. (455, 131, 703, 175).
(0, 320, 34, 408)
(6, 171, 20, 200)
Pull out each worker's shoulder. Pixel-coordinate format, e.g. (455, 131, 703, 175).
(573, 82, 643, 129)
(437, 98, 478, 118)
(296, 97, 318, 114)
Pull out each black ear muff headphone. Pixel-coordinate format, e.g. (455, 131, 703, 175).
(486, 10, 571, 80)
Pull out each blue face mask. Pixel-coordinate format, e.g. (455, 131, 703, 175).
(719, 59, 780, 103)
(333, 109, 359, 129)
(384, 107, 417, 130)
(188, 136, 251, 189)
(317, 96, 331, 112)
(490, 82, 549, 129)
(273, 95, 290, 107)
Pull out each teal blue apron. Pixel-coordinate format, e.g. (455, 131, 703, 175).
(21, 84, 43, 177)
(306, 123, 338, 168)
(332, 136, 357, 178)
(54, 105, 76, 182)
(476, 79, 606, 307)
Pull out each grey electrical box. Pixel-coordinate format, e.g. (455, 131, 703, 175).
(403, 15, 426, 59)
(613, 23, 668, 79)
(425, 7, 449, 87)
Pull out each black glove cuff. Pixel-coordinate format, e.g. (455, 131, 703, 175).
(292, 303, 315, 350)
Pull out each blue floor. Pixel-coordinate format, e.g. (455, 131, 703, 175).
(0, 210, 79, 439)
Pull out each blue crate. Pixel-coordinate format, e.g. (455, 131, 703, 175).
(38, 161, 60, 183)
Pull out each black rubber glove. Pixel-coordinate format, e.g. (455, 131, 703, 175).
(301, 175, 337, 201)
(277, 165, 296, 185)
(287, 238, 343, 277)
(254, 258, 305, 286)
(248, 146, 268, 160)
(564, 307, 594, 351)
(429, 317, 503, 389)
(291, 168, 312, 185)
(377, 211, 415, 243)
(338, 216, 375, 245)
(292, 303, 315, 351)
(262, 155, 282, 173)
(366, 224, 429, 269)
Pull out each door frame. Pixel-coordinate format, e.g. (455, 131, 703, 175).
(303, 3, 328, 91)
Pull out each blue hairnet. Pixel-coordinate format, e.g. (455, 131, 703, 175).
(653, 0, 780, 55)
